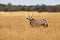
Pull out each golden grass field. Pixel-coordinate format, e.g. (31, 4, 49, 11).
(0, 11, 60, 40)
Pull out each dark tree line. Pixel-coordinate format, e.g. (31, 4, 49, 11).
(0, 3, 60, 12)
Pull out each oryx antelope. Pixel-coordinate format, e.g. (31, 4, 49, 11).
(27, 12, 48, 27)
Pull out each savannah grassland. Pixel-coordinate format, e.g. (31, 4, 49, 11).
(0, 11, 60, 40)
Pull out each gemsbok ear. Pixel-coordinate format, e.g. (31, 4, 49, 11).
(27, 18, 28, 19)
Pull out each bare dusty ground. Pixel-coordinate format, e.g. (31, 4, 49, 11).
(0, 11, 60, 40)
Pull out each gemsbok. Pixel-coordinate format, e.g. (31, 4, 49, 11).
(27, 12, 48, 27)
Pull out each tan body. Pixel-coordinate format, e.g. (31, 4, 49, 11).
(28, 19, 48, 27)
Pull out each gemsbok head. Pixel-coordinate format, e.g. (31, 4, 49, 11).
(27, 12, 48, 27)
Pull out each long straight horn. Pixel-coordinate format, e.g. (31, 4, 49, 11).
(28, 12, 30, 18)
(31, 12, 34, 18)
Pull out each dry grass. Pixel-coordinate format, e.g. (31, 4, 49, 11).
(0, 11, 60, 40)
